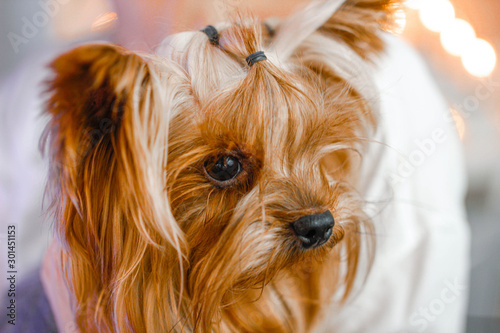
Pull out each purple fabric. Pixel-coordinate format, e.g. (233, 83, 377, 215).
(1, 269, 57, 333)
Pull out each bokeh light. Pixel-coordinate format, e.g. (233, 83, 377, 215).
(461, 39, 497, 78)
(419, 0, 455, 33)
(407, 0, 498, 77)
(91, 12, 118, 32)
(440, 19, 476, 57)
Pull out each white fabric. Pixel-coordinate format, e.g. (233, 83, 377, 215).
(317, 34, 470, 333)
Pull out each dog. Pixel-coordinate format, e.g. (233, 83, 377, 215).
(42, 0, 401, 331)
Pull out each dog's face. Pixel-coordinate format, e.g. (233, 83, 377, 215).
(43, 1, 400, 332)
(166, 53, 366, 329)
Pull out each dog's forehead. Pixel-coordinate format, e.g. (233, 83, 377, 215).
(191, 74, 331, 163)
(218, 70, 320, 116)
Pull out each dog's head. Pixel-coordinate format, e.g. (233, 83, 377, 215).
(43, 1, 400, 332)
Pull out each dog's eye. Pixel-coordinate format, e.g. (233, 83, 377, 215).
(204, 156, 241, 183)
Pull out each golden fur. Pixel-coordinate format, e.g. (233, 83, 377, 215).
(42, 0, 401, 332)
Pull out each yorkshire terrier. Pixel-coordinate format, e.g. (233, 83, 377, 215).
(42, 0, 401, 331)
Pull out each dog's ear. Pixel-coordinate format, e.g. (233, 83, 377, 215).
(44, 42, 186, 250)
(320, 0, 402, 58)
(268, 0, 402, 61)
(45, 44, 144, 167)
(43, 43, 186, 330)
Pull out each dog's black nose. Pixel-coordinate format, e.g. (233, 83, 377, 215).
(292, 211, 335, 249)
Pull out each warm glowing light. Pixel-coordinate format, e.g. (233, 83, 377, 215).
(440, 19, 476, 57)
(449, 108, 466, 141)
(419, 0, 455, 33)
(461, 39, 497, 77)
(91, 12, 118, 32)
(409, 0, 496, 78)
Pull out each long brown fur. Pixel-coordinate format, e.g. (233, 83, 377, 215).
(42, 1, 401, 332)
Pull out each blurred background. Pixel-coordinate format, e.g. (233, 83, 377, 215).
(0, 0, 499, 332)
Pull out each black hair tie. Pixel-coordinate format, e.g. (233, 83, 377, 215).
(201, 25, 219, 46)
(246, 51, 267, 66)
